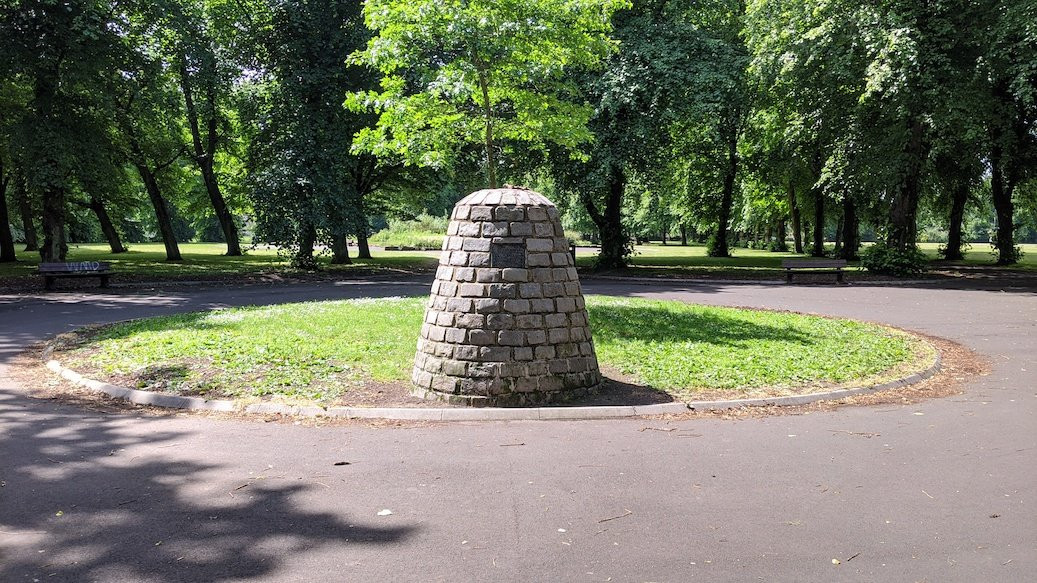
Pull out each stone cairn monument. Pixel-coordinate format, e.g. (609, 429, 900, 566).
(412, 187, 602, 406)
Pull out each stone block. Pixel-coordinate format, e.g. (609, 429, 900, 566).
(450, 251, 470, 266)
(498, 330, 525, 346)
(485, 313, 515, 329)
(514, 347, 534, 361)
(519, 283, 543, 298)
(428, 326, 447, 342)
(509, 222, 533, 236)
(453, 205, 470, 220)
(431, 375, 458, 393)
(542, 283, 564, 297)
(453, 345, 479, 361)
(487, 283, 517, 298)
(544, 313, 567, 328)
(468, 252, 491, 267)
(549, 359, 570, 374)
(503, 299, 531, 313)
(551, 252, 571, 266)
(479, 346, 512, 361)
(531, 268, 555, 283)
(526, 238, 554, 252)
(453, 268, 475, 283)
(534, 345, 556, 359)
(516, 314, 544, 328)
(459, 283, 484, 297)
(502, 268, 529, 282)
(447, 222, 459, 236)
(534, 223, 555, 237)
(468, 362, 499, 378)
(526, 207, 548, 221)
(445, 327, 467, 343)
(463, 238, 492, 252)
(468, 330, 495, 345)
(555, 297, 577, 312)
(476, 268, 501, 283)
(494, 206, 525, 221)
(531, 298, 555, 313)
(482, 222, 509, 237)
(456, 313, 483, 327)
(458, 223, 481, 237)
(527, 253, 551, 267)
(447, 298, 474, 313)
(552, 268, 569, 281)
(548, 327, 570, 344)
(474, 298, 501, 313)
(436, 312, 455, 326)
(526, 330, 547, 345)
(470, 206, 493, 221)
(538, 376, 563, 391)
(446, 236, 463, 250)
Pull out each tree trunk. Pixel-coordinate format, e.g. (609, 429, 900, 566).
(40, 185, 67, 262)
(18, 185, 38, 252)
(583, 164, 627, 270)
(356, 230, 371, 259)
(710, 132, 738, 258)
(330, 233, 351, 265)
(833, 216, 843, 253)
(88, 195, 127, 254)
(179, 59, 242, 256)
(944, 181, 968, 261)
(774, 219, 788, 252)
(477, 69, 497, 189)
(887, 118, 927, 251)
(294, 223, 317, 269)
(801, 219, 810, 252)
(811, 189, 824, 257)
(787, 181, 803, 254)
(990, 151, 1016, 265)
(0, 172, 17, 262)
(679, 224, 687, 246)
(136, 164, 182, 261)
(837, 196, 859, 261)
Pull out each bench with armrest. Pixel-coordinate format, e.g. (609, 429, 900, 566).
(38, 262, 112, 291)
(781, 259, 848, 284)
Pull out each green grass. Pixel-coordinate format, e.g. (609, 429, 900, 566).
(0, 242, 439, 279)
(60, 296, 928, 404)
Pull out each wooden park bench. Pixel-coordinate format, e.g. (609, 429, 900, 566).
(781, 259, 848, 284)
(38, 261, 112, 291)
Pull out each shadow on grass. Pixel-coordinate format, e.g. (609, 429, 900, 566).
(587, 303, 816, 347)
(0, 390, 417, 581)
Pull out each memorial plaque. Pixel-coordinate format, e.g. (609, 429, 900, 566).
(490, 243, 526, 268)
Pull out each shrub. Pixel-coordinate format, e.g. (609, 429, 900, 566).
(861, 243, 928, 277)
(369, 213, 448, 250)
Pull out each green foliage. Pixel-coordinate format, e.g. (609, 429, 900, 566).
(861, 242, 928, 277)
(348, 0, 627, 186)
(368, 213, 448, 250)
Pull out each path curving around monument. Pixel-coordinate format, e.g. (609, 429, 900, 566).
(0, 275, 1034, 582)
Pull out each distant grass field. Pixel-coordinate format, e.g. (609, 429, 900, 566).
(2, 240, 1033, 281)
(0, 243, 439, 279)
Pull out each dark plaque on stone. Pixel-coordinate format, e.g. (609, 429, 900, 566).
(490, 243, 525, 268)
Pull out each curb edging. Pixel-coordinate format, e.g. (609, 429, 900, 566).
(40, 343, 941, 421)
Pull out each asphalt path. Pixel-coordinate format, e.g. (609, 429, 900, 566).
(0, 277, 1034, 582)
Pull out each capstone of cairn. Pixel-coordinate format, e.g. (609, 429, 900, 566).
(411, 187, 602, 406)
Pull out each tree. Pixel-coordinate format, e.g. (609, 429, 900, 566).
(349, 0, 625, 189)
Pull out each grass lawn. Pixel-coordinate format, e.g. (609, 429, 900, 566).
(0, 242, 439, 279)
(58, 296, 931, 405)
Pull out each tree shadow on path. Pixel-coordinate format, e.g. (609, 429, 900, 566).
(0, 390, 416, 582)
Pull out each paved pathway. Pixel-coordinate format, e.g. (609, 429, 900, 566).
(1, 278, 1034, 582)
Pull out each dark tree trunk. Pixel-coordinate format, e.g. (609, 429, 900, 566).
(774, 219, 788, 252)
(330, 233, 351, 265)
(811, 189, 825, 257)
(88, 195, 127, 254)
(801, 219, 810, 252)
(990, 152, 1016, 265)
(837, 196, 859, 261)
(583, 164, 627, 270)
(40, 185, 67, 262)
(833, 217, 843, 253)
(787, 181, 803, 254)
(710, 132, 738, 258)
(135, 164, 181, 262)
(887, 118, 927, 251)
(179, 60, 242, 256)
(679, 224, 687, 246)
(18, 186, 38, 252)
(0, 172, 17, 262)
(944, 181, 968, 261)
(294, 223, 317, 268)
(356, 230, 371, 259)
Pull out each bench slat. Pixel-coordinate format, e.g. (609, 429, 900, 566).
(39, 261, 111, 273)
(781, 259, 847, 269)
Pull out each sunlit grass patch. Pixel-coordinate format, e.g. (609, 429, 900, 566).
(59, 296, 930, 405)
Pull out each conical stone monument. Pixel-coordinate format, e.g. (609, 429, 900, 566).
(412, 187, 602, 406)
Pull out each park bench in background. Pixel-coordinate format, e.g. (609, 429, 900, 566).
(781, 258, 848, 284)
(38, 262, 112, 291)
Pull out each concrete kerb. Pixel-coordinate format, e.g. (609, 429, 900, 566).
(39, 342, 942, 421)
